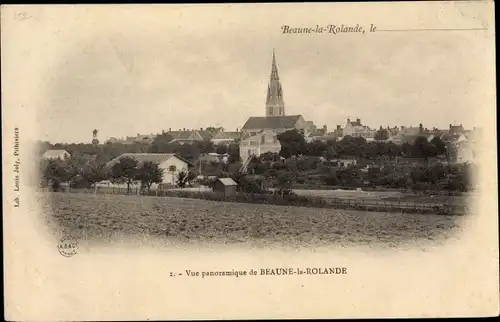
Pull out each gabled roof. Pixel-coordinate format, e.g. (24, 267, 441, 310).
(242, 115, 303, 130)
(167, 130, 212, 141)
(309, 135, 338, 142)
(106, 153, 193, 168)
(216, 178, 237, 186)
(42, 150, 69, 158)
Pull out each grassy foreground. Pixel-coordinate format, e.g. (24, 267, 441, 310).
(40, 192, 463, 248)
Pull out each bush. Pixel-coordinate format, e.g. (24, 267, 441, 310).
(296, 177, 306, 184)
(322, 174, 339, 186)
(274, 188, 296, 197)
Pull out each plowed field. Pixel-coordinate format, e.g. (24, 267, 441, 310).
(39, 193, 463, 248)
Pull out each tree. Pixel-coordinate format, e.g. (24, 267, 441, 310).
(197, 140, 215, 154)
(148, 133, 174, 153)
(81, 159, 107, 192)
(176, 143, 200, 161)
(275, 171, 295, 196)
(374, 129, 389, 141)
(259, 152, 280, 162)
(277, 129, 306, 157)
(176, 170, 189, 188)
(92, 129, 99, 145)
(305, 140, 327, 157)
(110, 156, 139, 193)
(215, 143, 228, 155)
(411, 136, 433, 159)
(136, 161, 164, 193)
(186, 171, 197, 186)
(430, 137, 446, 156)
(41, 159, 75, 191)
(227, 143, 241, 164)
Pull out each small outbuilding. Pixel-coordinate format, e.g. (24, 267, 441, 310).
(213, 178, 238, 197)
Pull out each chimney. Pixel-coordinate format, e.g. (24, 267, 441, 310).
(356, 118, 360, 124)
(183, 128, 186, 131)
(236, 128, 239, 132)
(336, 125, 341, 131)
(449, 124, 452, 129)
(419, 123, 423, 133)
(347, 118, 350, 123)
(169, 128, 171, 132)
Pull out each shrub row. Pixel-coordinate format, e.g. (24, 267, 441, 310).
(148, 190, 466, 215)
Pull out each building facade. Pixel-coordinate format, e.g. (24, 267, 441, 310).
(42, 150, 71, 160)
(239, 130, 281, 162)
(343, 118, 377, 140)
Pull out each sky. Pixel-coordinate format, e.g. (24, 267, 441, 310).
(2, 2, 495, 143)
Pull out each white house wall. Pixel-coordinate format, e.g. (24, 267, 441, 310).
(239, 132, 281, 161)
(159, 157, 189, 184)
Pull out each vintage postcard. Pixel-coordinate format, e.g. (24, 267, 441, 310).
(2, 1, 498, 320)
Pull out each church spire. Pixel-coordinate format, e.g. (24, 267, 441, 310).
(270, 48, 279, 80)
(266, 49, 285, 117)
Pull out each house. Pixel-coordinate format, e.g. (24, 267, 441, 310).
(105, 133, 156, 145)
(105, 137, 125, 144)
(306, 134, 339, 143)
(329, 158, 357, 167)
(199, 153, 229, 164)
(448, 124, 465, 135)
(106, 153, 192, 187)
(241, 115, 315, 136)
(239, 130, 281, 162)
(210, 130, 242, 146)
(454, 140, 476, 164)
(343, 118, 377, 140)
(213, 178, 237, 197)
(42, 149, 71, 160)
(390, 133, 434, 145)
(129, 134, 156, 144)
(165, 128, 212, 144)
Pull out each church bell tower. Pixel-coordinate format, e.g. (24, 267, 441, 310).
(265, 49, 285, 117)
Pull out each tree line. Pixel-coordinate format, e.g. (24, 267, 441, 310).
(243, 152, 475, 193)
(277, 130, 449, 160)
(40, 156, 197, 193)
(37, 137, 241, 167)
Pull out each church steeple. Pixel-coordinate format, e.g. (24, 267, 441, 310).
(266, 49, 285, 117)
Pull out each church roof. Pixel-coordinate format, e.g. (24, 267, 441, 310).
(242, 115, 303, 130)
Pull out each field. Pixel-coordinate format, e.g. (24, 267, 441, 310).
(40, 192, 464, 249)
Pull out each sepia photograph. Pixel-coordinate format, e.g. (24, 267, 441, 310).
(2, 2, 498, 320)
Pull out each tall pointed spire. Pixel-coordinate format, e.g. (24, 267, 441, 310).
(270, 48, 279, 80)
(266, 49, 285, 117)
